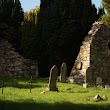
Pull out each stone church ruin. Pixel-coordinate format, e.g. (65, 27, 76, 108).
(70, 22, 110, 86)
(0, 39, 38, 77)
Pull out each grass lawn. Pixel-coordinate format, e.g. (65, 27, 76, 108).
(0, 77, 110, 110)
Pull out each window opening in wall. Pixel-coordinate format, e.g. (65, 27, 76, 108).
(76, 62, 83, 70)
(108, 42, 110, 55)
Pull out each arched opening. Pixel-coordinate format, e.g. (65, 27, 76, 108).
(76, 62, 83, 70)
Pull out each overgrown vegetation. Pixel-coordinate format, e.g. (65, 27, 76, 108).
(0, 77, 110, 110)
(102, 0, 110, 28)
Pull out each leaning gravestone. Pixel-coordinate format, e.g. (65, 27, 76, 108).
(60, 62, 67, 83)
(96, 77, 102, 86)
(48, 65, 58, 91)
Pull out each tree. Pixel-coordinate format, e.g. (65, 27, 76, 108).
(0, 0, 24, 50)
(97, 6, 105, 20)
(102, 0, 110, 27)
(35, 0, 98, 77)
(11, 0, 24, 27)
(20, 7, 40, 58)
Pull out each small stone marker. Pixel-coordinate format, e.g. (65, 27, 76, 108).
(68, 77, 74, 83)
(105, 84, 109, 89)
(96, 77, 102, 86)
(102, 95, 108, 101)
(93, 95, 108, 101)
(83, 83, 88, 88)
(2, 80, 4, 95)
(29, 76, 32, 93)
(48, 65, 58, 91)
(94, 95, 102, 101)
(60, 62, 67, 83)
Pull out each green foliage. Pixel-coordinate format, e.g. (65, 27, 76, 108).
(102, 0, 110, 14)
(35, 0, 98, 77)
(20, 6, 40, 58)
(11, 0, 24, 27)
(102, 0, 110, 27)
(97, 6, 106, 20)
(0, 0, 24, 50)
(0, 77, 110, 110)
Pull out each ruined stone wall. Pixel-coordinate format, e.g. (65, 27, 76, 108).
(0, 39, 38, 77)
(87, 23, 110, 85)
(70, 22, 110, 85)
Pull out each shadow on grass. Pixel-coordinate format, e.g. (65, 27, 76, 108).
(0, 77, 48, 89)
(0, 100, 110, 110)
(77, 91, 89, 93)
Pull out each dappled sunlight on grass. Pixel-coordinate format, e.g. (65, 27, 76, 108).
(0, 77, 110, 110)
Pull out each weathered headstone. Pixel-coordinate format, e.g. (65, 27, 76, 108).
(96, 77, 102, 86)
(60, 62, 67, 83)
(48, 65, 58, 91)
(83, 83, 88, 88)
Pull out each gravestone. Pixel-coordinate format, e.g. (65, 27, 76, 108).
(60, 62, 67, 83)
(83, 83, 88, 88)
(96, 77, 102, 86)
(48, 65, 58, 91)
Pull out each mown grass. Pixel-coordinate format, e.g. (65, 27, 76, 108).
(0, 77, 110, 110)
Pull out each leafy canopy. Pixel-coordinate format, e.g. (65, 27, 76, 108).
(102, 0, 110, 28)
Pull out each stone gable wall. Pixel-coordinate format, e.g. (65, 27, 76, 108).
(70, 22, 110, 85)
(0, 39, 38, 77)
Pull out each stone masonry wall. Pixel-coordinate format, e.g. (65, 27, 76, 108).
(87, 23, 110, 85)
(0, 39, 38, 77)
(70, 22, 110, 85)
